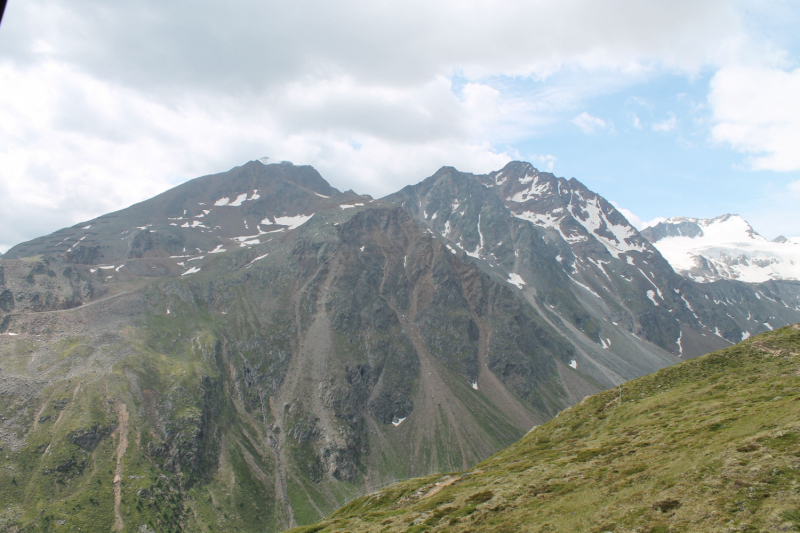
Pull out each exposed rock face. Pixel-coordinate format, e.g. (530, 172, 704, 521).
(0, 160, 798, 533)
(69, 423, 116, 451)
(389, 163, 800, 355)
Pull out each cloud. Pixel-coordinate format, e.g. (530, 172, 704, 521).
(652, 111, 678, 132)
(610, 201, 659, 230)
(572, 112, 608, 134)
(531, 154, 557, 172)
(0, 62, 513, 250)
(709, 65, 800, 171)
(641, 217, 667, 229)
(0, 0, 781, 248)
(0, 1, 748, 93)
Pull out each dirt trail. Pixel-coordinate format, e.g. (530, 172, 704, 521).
(18, 290, 134, 316)
(112, 402, 129, 532)
(421, 475, 460, 499)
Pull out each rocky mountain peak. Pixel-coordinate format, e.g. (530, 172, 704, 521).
(3, 161, 343, 266)
(642, 214, 764, 244)
(641, 213, 800, 283)
(475, 162, 650, 261)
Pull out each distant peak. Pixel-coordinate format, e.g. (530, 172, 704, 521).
(499, 160, 538, 174)
(258, 157, 270, 165)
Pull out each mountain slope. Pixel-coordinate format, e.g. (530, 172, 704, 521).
(387, 162, 800, 360)
(292, 324, 800, 533)
(2, 160, 799, 532)
(0, 165, 614, 532)
(641, 214, 800, 283)
(3, 160, 341, 269)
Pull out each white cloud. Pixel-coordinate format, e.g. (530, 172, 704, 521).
(0, 1, 748, 92)
(530, 154, 557, 172)
(709, 65, 800, 171)
(652, 111, 678, 132)
(0, 0, 787, 248)
(611, 201, 653, 229)
(632, 113, 642, 129)
(572, 112, 608, 134)
(641, 217, 667, 230)
(0, 62, 513, 250)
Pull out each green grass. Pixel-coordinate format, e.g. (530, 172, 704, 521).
(288, 323, 800, 533)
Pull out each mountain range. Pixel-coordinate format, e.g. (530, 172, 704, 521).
(641, 214, 800, 284)
(1, 160, 798, 532)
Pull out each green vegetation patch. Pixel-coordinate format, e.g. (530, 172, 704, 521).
(287, 324, 800, 533)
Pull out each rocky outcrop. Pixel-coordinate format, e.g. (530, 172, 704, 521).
(69, 423, 116, 451)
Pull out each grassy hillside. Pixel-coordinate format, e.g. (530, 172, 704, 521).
(293, 324, 800, 533)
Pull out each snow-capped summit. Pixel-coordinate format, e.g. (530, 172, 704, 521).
(641, 214, 800, 283)
(478, 161, 651, 259)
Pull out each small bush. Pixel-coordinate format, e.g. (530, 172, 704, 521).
(652, 499, 681, 512)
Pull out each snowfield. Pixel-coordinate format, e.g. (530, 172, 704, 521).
(647, 215, 800, 283)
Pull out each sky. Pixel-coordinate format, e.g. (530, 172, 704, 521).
(1, 0, 800, 253)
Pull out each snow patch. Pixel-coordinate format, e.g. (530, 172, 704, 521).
(506, 175, 551, 202)
(274, 214, 313, 229)
(764, 322, 773, 331)
(569, 359, 577, 369)
(568, 276, 601, 299)
(182, 266, 201, 276)
(214, 197, 230, 206)
(646, 290, 659, 306)
(229, 193, 249, 207)
(507, 273, 526, 289)
(246, 254, 269, 268)
(638, 268, 664, 299)
(391, 417, 406, 427)
(209, 244, 226, 254)
(741, 331, 751, 341)
(472, 382, 478, 390)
